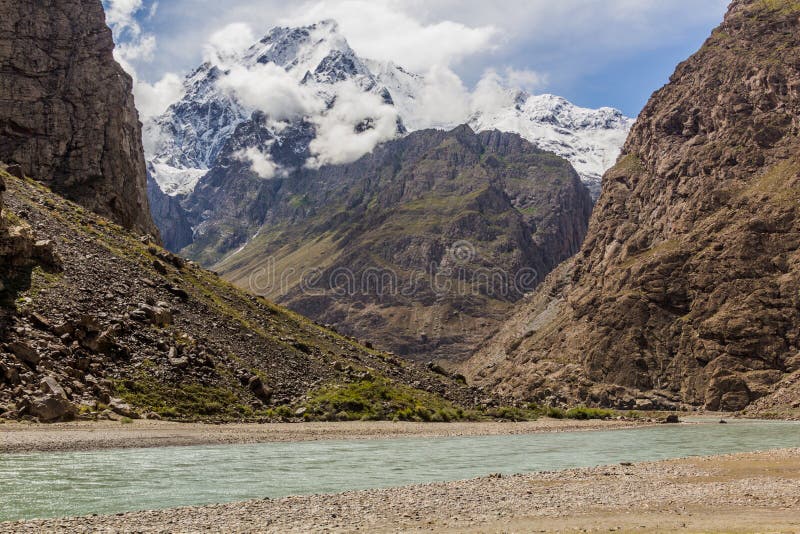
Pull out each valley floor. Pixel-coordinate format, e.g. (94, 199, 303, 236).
(0, 418, 645, 453)
(2, 448, 798, 533)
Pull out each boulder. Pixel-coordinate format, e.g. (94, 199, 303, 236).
(135, 304, 172, 327)
(7, 341, 40, 366)
(109, 398, 139, 419)
(32, 240, 62, 269)
(40, 376, 67, 398)
(248, 375, 273, 401)
(28, 395, 75, 422)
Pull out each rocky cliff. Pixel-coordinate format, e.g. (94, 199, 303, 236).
(466, 0, 800, 414)
(0, 0, 157, 237)
(210, 126, 593, 363)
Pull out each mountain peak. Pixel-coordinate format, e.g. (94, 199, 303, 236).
(145, 18, 631, 205)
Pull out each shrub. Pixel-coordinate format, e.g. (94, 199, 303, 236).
(302, 377, 464, 422)
(564, 406, 616, 420)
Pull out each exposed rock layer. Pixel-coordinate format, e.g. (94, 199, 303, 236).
(467, 0, 800, 412)
(0, 0, 157, 237)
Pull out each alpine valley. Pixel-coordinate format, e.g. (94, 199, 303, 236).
(145, 20, 628, 362)
(5, 1, 800, 530)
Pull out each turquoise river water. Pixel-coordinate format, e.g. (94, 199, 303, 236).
(1, 419, 799, 521)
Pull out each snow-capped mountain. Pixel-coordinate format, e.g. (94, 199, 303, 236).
(469, 93, 633, 196)
(146, 19, 632, 200)
(146, 20, 400, 196)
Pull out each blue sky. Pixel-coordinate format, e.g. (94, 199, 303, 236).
(104, 0, 729, 119)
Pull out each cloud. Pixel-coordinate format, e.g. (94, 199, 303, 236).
(116, 34, 157, 63)
(281, 0, 496, 71)
(133, 73, 185, 120)
(147, 1, 159, 19)
(104, 0, 144, 36)
(307, 82, 400, 168)
(112, 36, 183, 120)
(204, 23, 257, 65)
(469, 70, 517, 116)
(116, 0, 728, 116)
(103, 0, 184, 119)
(503, 68, 547, 92)
(468, 67, 547, 116)
(400, 66, 470, 130)
(235, 146, 283, 179)
(217, 63, 321, 121)
(396, 66, 548, 131)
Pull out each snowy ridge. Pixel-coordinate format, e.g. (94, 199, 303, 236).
(146, 20, 632, 198)
(469, 93, 633, 195)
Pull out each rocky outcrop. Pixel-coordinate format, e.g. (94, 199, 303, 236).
(0, 165, 61, 286)
(0, 0, 158, 237)
(466, 0, 800, 412)
(147, 174, 193, 252)
(212, 126, 593, 362)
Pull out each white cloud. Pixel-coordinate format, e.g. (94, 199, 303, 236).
(104, 0, 144, 36)
(235, 146, 283, 179)
(307, 82, 400, 168)
(204, 23, 257, 65)
(395, 66, 548, 131)
(281, 0, 496, 72)
(402, 66, 470, 130)
(504, 67, 547, 92)
(118, 0, 728, 116)
(469, 69, 516, 116)
(116, 34, 157, 62)
(112, 37, 183, 120)
(104, 0, 184, 119)
(133, 73, 185, 120)
(217, 63, 321, 121)
(147, 1, 159, 19)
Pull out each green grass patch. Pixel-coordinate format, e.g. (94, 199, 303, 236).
(563, 406, 617, 420)
(302, 377, 471, 422)
(114, 376, 245, 421)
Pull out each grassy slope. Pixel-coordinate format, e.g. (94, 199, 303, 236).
(0, 170, 486, 422)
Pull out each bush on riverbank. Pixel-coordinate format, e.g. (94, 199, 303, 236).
(564, 406, 617, 420)
(302, 378, 475, 422)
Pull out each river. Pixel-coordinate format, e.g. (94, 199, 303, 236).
(1, 419, 798, 521)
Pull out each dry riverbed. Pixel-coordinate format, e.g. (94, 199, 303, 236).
(0, 418, 646, 453)
(3, 448, 799, 533)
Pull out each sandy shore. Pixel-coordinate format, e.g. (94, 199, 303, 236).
(0, 418, 646, 453)
(3, 447, 798, 533)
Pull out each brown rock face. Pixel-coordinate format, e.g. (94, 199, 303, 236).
(0, 0, 158, 237)
(466, 0, 800, 412)
(214, 127, 592, 363)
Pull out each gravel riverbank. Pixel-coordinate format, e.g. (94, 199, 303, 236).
(0, 418, 648, 453)
(3, 448, 798, 533)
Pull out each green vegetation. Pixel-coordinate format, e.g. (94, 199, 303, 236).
(564, 406, 617, 420)
(610, 154, 644, 176)
(483, 406, 540, 422)
(757, 0, 800, 14)
(301, 378, 472, 422)
(289, 194, 311, 209)
(538, 405, 617, 420)
(114, 376, 248, 421)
